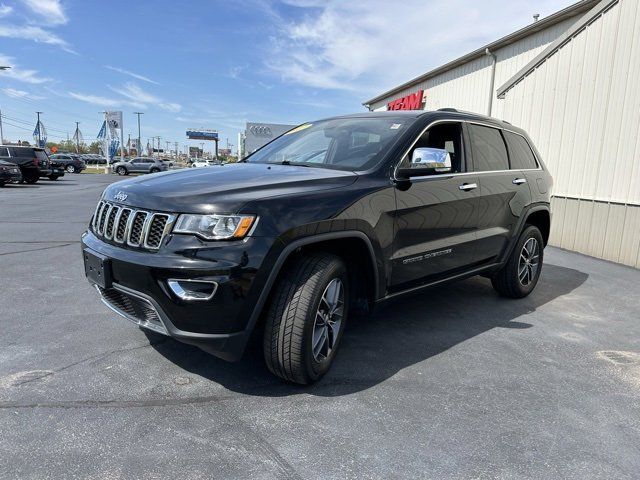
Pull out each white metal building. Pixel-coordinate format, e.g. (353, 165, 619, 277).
(363, 0, 640, 268)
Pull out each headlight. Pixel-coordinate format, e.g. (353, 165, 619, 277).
(173, 214, 256, 240)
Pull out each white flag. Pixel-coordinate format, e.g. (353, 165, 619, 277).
(106, 111, 123, 130)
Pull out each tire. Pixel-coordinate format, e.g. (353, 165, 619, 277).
(24, 175, 38, 184)
(150, 168, 159, 173)
(66, 165, 75, 173)
(116, 166, 127, 176)
(491, 225, 544, 298)
(48, 175, 60, 181)
(263, 253, 348, 384)
(0, 181, 5, 187)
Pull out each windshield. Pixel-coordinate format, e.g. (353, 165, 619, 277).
(245, 117, 414, 171)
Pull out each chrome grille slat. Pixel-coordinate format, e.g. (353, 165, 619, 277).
(91, 201, 175, 251)
(114, 208, 131, 243)
(128, 211, 148, 246)
(104, 206, 120, 240)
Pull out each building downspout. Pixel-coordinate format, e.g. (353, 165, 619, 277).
(485, 47, 497, 116)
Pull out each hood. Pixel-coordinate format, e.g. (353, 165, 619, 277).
(102, 162, 358, 213)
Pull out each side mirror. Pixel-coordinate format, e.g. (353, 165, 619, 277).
(397, 147, 452, 179)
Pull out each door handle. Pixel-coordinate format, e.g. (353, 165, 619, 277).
(512, 178, 527, 185)
(459, 183, 478, 191)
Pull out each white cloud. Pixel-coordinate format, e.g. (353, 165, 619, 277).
(159, 103, 181, 113)
(68, 92, 123, 107)
(0, 4, 13, 17)
(266, 0, 577, 94)
(2, 87, 45, 100)
(0, 54, 52, 84)
(108, 82, 181, 112)
(109, 82, 159, 104)
(105, 65, 159, 85)
(21, 0, 67, 24)
(0, 24, 74, 53)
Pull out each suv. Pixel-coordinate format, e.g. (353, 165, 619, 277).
(0, 145, 52, 184)
(82, 110, 552, 384)
(112, 157, 168, 175)
(50, 153, 86, 173)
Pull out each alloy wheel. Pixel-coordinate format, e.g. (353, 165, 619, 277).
(312, 278, 344, 361)
(518, 237, 540, 286)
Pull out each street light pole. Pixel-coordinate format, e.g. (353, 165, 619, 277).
(133, 112, 143, 156)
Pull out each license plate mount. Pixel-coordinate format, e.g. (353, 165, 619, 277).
(83, 248, 112, 288)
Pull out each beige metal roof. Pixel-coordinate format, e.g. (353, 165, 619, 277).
(362, 0, 600, 107)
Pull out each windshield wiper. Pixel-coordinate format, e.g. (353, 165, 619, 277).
(279, 160, 311, 167)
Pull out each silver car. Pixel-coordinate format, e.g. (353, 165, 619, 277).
(112, 157, 168, 176)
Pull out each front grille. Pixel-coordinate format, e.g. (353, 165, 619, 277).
(96, 285, 167, 335)
(91, 201, 175, 251)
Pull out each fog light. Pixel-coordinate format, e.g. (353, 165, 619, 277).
(167, 279, 218, 301)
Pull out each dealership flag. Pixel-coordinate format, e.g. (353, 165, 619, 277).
(32, 120, 47, 147)
(106, 111, 123, 130)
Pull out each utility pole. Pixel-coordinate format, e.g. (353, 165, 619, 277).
(174, 141, 178, 159)
(127, 133, 131, 156)
(165, 140, 170, 156)
(155, 136, 161, 157)
(35, 111, 43, 147)
(0, 108, 4, 144)
(133, 112, 143, 156)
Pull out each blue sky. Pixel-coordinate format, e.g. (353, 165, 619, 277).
(0, 0, 575, 154)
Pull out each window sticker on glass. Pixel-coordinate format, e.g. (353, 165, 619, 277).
(390, 123, 402, 130)
(285, 123, 313, 135)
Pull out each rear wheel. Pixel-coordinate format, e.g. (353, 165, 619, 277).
(491, 225, 544, 298)
(24, 174, 38, 184)
(66, 165, 76, 173)
(48, 175, 60, 181)
(150, 167, 160, 173)
(263, 253, 348, 384)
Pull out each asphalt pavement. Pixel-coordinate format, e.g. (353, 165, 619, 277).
(1, 174, 639, 479)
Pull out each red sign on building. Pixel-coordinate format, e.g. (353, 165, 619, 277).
(387, 89, 425, 111)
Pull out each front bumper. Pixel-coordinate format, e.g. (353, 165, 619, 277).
(0, 169, 22, 183)
(82, 230, 276, 360)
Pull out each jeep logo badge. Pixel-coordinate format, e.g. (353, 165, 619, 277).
(114, 191, 128, 202)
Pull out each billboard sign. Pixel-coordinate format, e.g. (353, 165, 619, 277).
(186, 129, 218, 141)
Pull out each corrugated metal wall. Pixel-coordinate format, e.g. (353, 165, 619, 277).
(368, 17, 576, 113)
(500, 0, 640, 268)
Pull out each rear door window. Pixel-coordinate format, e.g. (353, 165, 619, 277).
(10, 148, 35, 158)
(468, 124, 509, 172)
(0, 147, 9, 156)
(503, 131, 538, 169)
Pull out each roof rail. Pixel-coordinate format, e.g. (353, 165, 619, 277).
(437, 108, 459, 112)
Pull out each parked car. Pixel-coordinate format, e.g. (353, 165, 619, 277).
(50, 153, 86, 173)
(44, 156, 66, 180)
(0, 159, 22, 186)
(0, 145, 51, 184)
(112, 157, 168, 175)
(82, 154, 106, 165)
(82, 110, 552, 384)
(191, 159, 218, 168)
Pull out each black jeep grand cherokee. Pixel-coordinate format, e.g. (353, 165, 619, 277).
(82, 110, 552, 384)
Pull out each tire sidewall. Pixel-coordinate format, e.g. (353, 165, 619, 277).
(511, 225, 544, 296)
(303, 261, 349, 381)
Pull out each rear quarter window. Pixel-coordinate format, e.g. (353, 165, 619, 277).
(504, 131, 538, 170)
(468, 124, 509, 172)
(10, 147, 35, 158)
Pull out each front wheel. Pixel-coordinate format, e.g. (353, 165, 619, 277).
(263, 253, 348, 384)
(149, 167, 160, 173)
(491, 225, 544, 298)
(48, 175, 60, 181)
(66, 165, 75, 173)
(116, 166, 127, 176)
